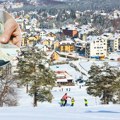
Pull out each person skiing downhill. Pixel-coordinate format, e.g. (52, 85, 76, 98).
(71, 97, 75, 106)
(84, 98, 88, 106)
(62, 93, 71, 106)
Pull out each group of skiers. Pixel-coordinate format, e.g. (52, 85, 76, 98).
(60, 93, 88, 107)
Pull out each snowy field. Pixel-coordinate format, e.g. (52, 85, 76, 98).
(0, 86, 120, 120)
(0, 61, 120, 120)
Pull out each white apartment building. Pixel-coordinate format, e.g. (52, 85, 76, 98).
(107, 33, 120, 52)
(86, 36, 107, 58)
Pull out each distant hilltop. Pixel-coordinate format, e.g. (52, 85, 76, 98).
(5, 0, 120, 11)
(37, 0, 120, 11)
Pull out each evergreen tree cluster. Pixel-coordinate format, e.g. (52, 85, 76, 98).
(16, 46, 56, 107)
(86, 62, 120, 104)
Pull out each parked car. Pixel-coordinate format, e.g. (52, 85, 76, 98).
(75, 78, 84, 83)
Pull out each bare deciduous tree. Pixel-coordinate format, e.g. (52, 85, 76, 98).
(0, 75, 17, 107)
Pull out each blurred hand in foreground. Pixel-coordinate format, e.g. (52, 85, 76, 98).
(0, 11, 21, 47)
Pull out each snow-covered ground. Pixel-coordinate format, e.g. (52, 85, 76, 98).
(0, 86, 120, 120)
(0, 61, 120, 120)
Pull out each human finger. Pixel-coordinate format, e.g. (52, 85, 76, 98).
(0, 18, 18, 43)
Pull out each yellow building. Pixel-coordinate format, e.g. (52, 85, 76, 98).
(42, 39, 52, 46)
(47, 32, 56, 38)
(59, 40, 75, 52)
(42, 36, 55, 48)
(53, 40, 60, 50)
(51, 51, 60, 61)
(22, 36, 39, 46)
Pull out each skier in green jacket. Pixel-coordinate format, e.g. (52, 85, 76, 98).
(71, 97, 75, 106)
(84, 98, 88, 106)
(60, 99, 65, 107)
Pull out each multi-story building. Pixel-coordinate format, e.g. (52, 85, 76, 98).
(85, 36, 107, 59)
(59, 39, 75, 52)
(62, 28, 78, 38)
(107, 33, 120, 52)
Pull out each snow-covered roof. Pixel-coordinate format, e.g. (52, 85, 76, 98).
(54, 70, 73, 82)
(57, 78, 68, 82)
(35, 44, 44, 49)
(60, 40, 74, 45)
(101, 33, 113, 39)
(78, 24, 95, 34)
(87, 36, 101, 43)
(42, 29, 60, 34)
(41, 36, 55, 41)
(62, 25, 77, 30)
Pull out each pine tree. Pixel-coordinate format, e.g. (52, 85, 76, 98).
(16, 46, 56, 107)
(86, 62, 120, 104)
(112, 71, 120, 104)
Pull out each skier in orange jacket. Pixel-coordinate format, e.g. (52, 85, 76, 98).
(62, 93, 71, 106)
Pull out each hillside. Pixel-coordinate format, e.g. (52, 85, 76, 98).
(0, 86, 120, 120)
(10, 0, 120, 11)
(62, 0, 120, 11)
(38, 0, 65, 5)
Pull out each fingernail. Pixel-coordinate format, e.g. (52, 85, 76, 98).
(0, 37, 6, 43)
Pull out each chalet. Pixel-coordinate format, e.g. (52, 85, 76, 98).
(55, 71, 73, 86)
(47, 32, 56, 38)
(59, 39, 75, 52)
(50, 51, 60, 61)
(41, 36, 55, 48)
